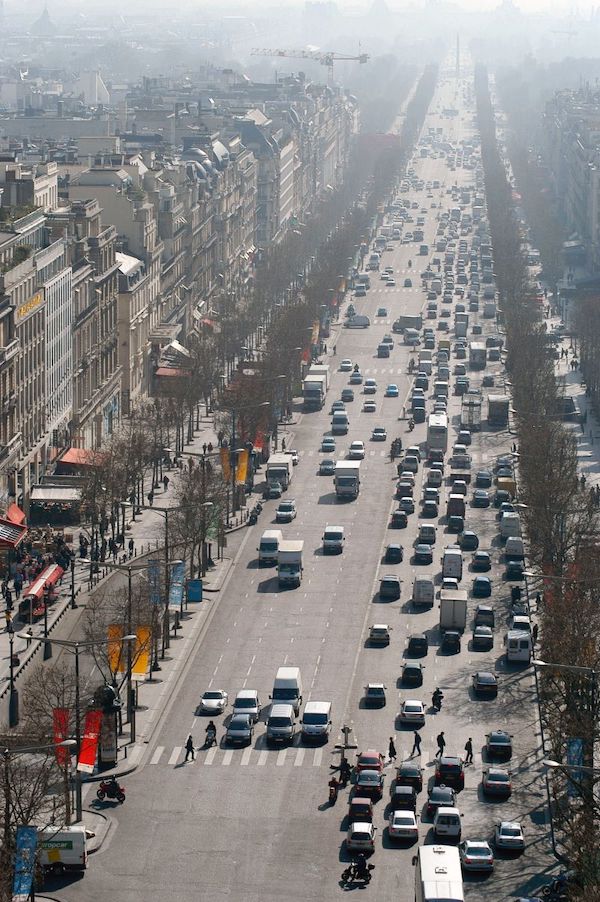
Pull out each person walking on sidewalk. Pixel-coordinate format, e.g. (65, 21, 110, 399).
(464, 738, 473, 765)
(411, 731, 422, 756)
(128, 537, 134, 558)
(388, 737, 397, 762)
(184, 734, 195, 762)
(147, 490, 154, 506)
(163, 475, 170, 492)
(435, 732, 445, 758)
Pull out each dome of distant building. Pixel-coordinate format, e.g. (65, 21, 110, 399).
(30, 4, 56, 36)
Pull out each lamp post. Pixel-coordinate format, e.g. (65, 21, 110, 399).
(8, 627, 18, 728)
(70, 557, 77, 609)
(18, 634, 134, 822)
(42, 585, 52, 661)
(124, 503, 171, 660)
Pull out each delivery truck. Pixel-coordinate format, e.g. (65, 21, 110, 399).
(277, 540, 304, 588)
(307, 364, 330, 391)
(394, 313, 423, 332)
(334, 461, 361, 499)
(487, 394, 510, 427)
(302, 374, 327, 410)
(461, 392, 482, 431)
(38, 826, 88, 874)
(439, 589, 468, 631)
(266, 454, 293, 490)
(469, 342, 487, 369)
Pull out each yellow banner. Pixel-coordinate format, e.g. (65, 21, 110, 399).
(220, 446, 231, 481)
(107, 624, 124, 674)
(311, 320, 320, 345)
(132, 626, 151, 678)
(235, 449, 248, 484)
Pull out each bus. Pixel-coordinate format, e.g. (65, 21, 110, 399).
(415, 844, 463, 902)
(427, 413, 448, 453)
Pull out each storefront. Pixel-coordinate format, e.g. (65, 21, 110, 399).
(29, 485, 81, 526)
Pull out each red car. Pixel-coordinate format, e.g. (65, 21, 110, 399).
(356, 749, 385, 774)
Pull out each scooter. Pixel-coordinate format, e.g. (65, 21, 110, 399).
(341, 863, 374, 886)
(329, 782, 339, 804)
(97, 779, 126, 804)
(204, 728, 217, 748)
(432, 691, 443, 712)
(408, 419, 415, 432)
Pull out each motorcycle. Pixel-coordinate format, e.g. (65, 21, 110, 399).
(432, 691, 443, 712)
(204, 728, 217, 748)
(541, 871, 578, 899)
(97, 779, 125, 804)
(339, 760, 352, 787)
(408, 419, 415, 432)
(341, 863, 374, 886)
(329, 782, 339, 804)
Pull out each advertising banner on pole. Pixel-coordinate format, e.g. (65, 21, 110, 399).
(147, 558, 161, 606)
(132, 626, 151, 677)
(168, 560, 186, 609)
(235, 449, 249, 484)
(77, 709, 103, 773)
(107, 623, 125, 673)
(52, 707, 71, 766)
(220, 447, 231, 481)
(187, 579, 203, 602)
(566, 737, 584, 798)
(12, 826, 38, 902)
(99, 712, 118, 768)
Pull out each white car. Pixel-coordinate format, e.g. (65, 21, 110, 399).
(363, 379, 377, 394)
(388, 810, 419, 841)
(275, 500, 297, 522)
(284, 449, 299, 466)
(399, 699, 426, 725)
(199, 689, 228, 714)
(363, 400, 377, 413)
(340, 358, 353, 372)
(348, 441, 365, 460)
(459, 840, 494, 872)
(346, 821, 377, 852)
(494, 821, 525, 851)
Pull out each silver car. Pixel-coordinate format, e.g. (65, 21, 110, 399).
(225, 714, 254, 746)
(199, 689, 228, 714)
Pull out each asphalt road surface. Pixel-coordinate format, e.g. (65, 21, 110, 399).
(59, 66, 553, 902)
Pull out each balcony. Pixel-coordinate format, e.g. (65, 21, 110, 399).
(1, 390, 16, 414)
(0, 431, 22, 462)
(0, 338, 19, 367)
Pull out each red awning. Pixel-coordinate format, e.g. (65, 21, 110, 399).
(60, 447, 103, 467)
(0, 517, 27, 548)
(200, 318, 217, 327)
(6, 502, 26, 525)
(23, 564, 64, 601)
(155, 367, 187, 377)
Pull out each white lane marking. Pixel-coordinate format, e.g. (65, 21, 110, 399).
(222, 750, 233, 766)
(258, 750, 268, 766)
(277, 749, 287, 766)
(295, 748, 305, 766)
(168, 747, 181, 765)
(128, 745, 143, 766)
(204, 747, 217, 765)
(241, 747, 252, 766)
(313, 748, 323, 766)
(150, 746, 164, 765)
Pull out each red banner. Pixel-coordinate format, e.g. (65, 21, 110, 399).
(77, 709, 103, 773)
(52, 707, 71, 767)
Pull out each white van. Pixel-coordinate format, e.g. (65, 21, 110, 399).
(433, 807, 462, 840)
(331, 412, 350, 434)
(301, 700, 332, 740)
(434, 380, 449, 398)
(322, 525, 345, 554)
(501, 511, 522, 539)
(266, 703, 296, 744)
(442, 546, 463, 581)
(506, 629, 532, 664)
(271, 666, 302, 714)
(258, 529, 283, 565)
(38, 826, 88, 873)
(232, 689, 261, 722)
(505, 537, 525, 560)
(413, 576, 435, 608)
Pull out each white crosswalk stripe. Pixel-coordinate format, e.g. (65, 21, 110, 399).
(276, 749, 287, 766)
(148, 745, 331, 767)
(150, 746, 164, 765)
(168, 746, 181, 765)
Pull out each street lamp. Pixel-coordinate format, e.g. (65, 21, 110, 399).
(544, 758, 600, 775)
(18, 635, 135, 822)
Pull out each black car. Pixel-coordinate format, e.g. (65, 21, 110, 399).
(407, 634, 428, 656)
(380, 575, 401, 600)
(448, 515, 464, 533)
(486, 730, 513, 760)
(385, 543, 404, 563)
(505, 559, 524, 580)
(422, 500, 439, 519)
(475, 469, 493, 488)
(396, 761, 423, 793)
(427, 784, 457, 816)
(472, 626, 493, 650)
(494, 489, 511, 508)
(402, 662, 424, 687)
(391, 510, 408, 529)
(472, 551, 491, 572)
(442, 630, 461, 653)
(435, 756, 465, 790)
(390, 785, 417, 812)
(472, 671, 498, 697)
(474, 604, 495, 627)
(414, 544, 434, 564)
(460, 530, 479, 551)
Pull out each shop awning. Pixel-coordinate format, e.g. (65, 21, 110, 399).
(60, 448, 103, 468)
(23, 564, 64, 601)
(155, 367, 187, 377)
(0, 517, 27, 548)
(6, 502, 26, 525)
(30, 486, 81, 504)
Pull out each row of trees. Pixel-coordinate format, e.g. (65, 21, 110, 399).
(476, 66, 600, 890)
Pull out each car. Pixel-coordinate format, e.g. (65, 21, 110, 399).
(396, 760, 423, 792)
(355, 769, 385, 799)
(458, 529, 479, 551)
(384, 266, 394, 274)
(369, 624, 391, 646)
(402, 662, 423, 687)
(399, 699, 426, 725)
(486, 730, 513, 759)
(459, 840, 494, 873)
(415, 373, 429, 390)
(232, 689, 261, 722)
(435, 756, 465, 789)
(275, 500, 297, 523)
(363, 399, 376, 412)
(390, 783, 418, 812)
(372, 426, 387, 441)
(388, 810, 419, 842)
(379, 574, 401, 600)
(319, 458, 335, 475)
(441, 578, 459, 592)
(364, 683, 387, 707)
(225, 713, 254, 746)
(407, 633, 428, 656)
(457, 429, 472, 446)
(427, 784, 456, 816)
(475, 604, 495, 627)
(385, 543, 404, 563)
(472, 550, 491, 571)
(403, 454, 420, 473)
(354, 286, 367, 297)
(321, 437, 336, 453)
(382, 334, 394, 348)
(284, 449, 299, 466)
(506, 559, 524, 580)
(472, 626, 494, 650)
(346, 821, 377, 852)
(494, 821, 525, 852)
(348, 796, 373, 824)
(482, 374, 495, 387)
(364, 379, 377, 394)
(349, 441, 365, 460)
(356, 749, 385, 774)
(482, 767, 512, 797)
(377, 307, 388, 316)
(448, 515, 464, 533)
(267, 481, 283, 499)
(399, 497, 415, 514)
(385, 383, 399, 397)
(473, 576, 491, 598)
(341, 388, 355, 403)
(472, 671, 498, 697)
(199, 689, 228, 714)
(387, 278, 396, 287)
(404, 278, 413, 287)
(390, 509, 408, 528)
(340, 358, 353, 371)
(473, 489, 491, 508)
(331, 401, 346, 414)
(442, 630, 461, 653)
(421, 500, 439, 519)
(350, 371, 363, 385)
(380, 272, 390, 281)
(414, 544, 433, 564)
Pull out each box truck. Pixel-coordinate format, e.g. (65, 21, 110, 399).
(277, 540, 304, 588)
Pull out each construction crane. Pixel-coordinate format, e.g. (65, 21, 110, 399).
(251, 48, 369, 81)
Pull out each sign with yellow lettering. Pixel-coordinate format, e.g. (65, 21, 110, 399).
(17, 291, 43, 319)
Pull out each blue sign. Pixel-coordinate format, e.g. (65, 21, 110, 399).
(147, 559, 161, 606)
(566, 737, 584, 798)
(187, 579, 203, 603)
(12, 825, 38, 901)
(168, 560, 186, 609)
